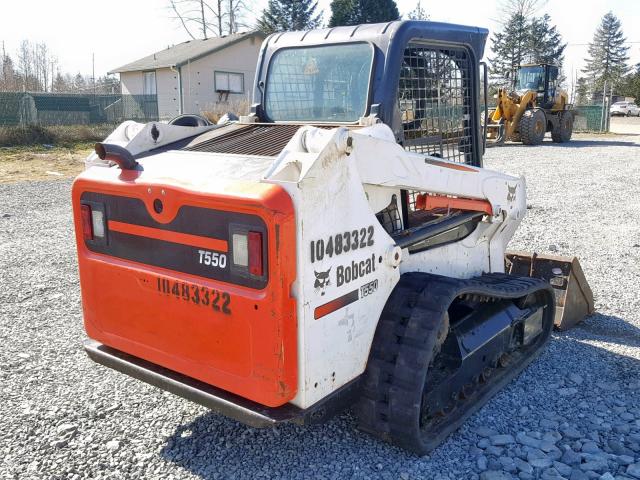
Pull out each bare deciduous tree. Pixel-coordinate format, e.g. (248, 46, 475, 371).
(0, 39, 115, 94)
(407, 0, 428, 21)
(169, 0, 249, 39)
(1, 40, 19, 91)
(498, 0, 546, 20)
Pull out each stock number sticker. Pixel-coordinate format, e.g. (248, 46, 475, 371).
(156, 277, 231, 315)
(310, 225, 374, 263)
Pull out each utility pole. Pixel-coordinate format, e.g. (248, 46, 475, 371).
(606, 85, 613, 132)
(569, 67, 575, 105)
(600, 80, 607, 133)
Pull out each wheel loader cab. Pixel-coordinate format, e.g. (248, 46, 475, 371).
(515, 64, 559, 109)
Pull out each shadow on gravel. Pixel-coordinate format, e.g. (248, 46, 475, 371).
(159, 410, 415, 479)
(565, 312, 640, 348)
(158, 315, 640, 479)
(496, 139, 640, 149)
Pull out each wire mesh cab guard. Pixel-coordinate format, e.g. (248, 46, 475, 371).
(398, 43, 474, 165)
(397, 42, 478, 230)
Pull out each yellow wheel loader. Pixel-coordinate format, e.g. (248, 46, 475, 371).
(486, 64, 574, 145)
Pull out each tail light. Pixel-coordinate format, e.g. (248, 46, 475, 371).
(248, 232, 263, 276)
(81, 204, 93, 240)
(232, 233, 249, 266)
(232, 230, 264, 277)
(80, 203, 106, 241)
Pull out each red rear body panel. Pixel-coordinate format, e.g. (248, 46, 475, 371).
(72, 172, 297, 407)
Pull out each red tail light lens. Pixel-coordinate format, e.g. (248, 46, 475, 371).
(248, 231, 263, 276)
(80, 204, 93, 240)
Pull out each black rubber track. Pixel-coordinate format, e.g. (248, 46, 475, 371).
(356, 272, 555, 455)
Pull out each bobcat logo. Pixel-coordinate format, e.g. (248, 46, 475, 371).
(507, 184, 517, 202)
(314, 268, 331, 296)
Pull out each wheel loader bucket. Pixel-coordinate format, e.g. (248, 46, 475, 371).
(505, 251, 595, 330)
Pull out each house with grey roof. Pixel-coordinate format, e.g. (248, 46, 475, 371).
(110, 31, 266, 120)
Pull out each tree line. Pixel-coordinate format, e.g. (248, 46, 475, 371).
(489, 1, 566, 87)
(172, 0, 637, 104)
(0, 40, 119, 94)
(490, 1, 637, 105)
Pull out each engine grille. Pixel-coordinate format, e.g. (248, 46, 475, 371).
(184, 123, 335, 157)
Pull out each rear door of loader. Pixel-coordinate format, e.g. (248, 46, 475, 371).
(72, 173, 297, 407)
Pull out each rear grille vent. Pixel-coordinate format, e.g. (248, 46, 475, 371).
(184, 123, 335, 157)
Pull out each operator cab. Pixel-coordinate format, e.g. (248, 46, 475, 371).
(185, 21, 489, 241)
(248, 21, 487, 167)
(515, 64, 559, 109)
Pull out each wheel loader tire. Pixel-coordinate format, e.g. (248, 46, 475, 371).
(551, 112, 573, 143)
(519, 109, 546, 145)
(510, 132, 522, 142)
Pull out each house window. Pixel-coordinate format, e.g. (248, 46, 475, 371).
(143, 71, 156, 96)
(214, 71, 244, 94)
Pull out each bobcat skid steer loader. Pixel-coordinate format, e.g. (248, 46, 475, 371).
(72, 21, 593, 455)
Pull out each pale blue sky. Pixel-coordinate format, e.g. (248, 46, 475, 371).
(1, 0, 639, 85)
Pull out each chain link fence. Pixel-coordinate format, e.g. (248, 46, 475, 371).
(574, 105, 608, 132)
(0, 92, 610, 134)
(480, 103, 608, 133)
(0, 92, 159, 126)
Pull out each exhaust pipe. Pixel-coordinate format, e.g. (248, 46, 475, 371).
(95, 143, 138, 170)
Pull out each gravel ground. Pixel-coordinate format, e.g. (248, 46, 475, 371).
(1, 133, 639, 480)
(609, 116, 640, 135)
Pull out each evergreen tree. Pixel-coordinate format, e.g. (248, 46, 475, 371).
(575, 77, 590, 105)
(328, 0, 399, 27)
(257, 0, 321, 34)
(620, 64, 640, 104)
(96, 75, 121, 94)
(488, 12, 529, 87)
(52, 72, 68, 92)
(73, 73, 87, 92)
(490, 12, 566, 88)
(1, 52, 17, 91)
(328, 0, 358, 26)
(582, 11, 630, 91)
(528, 14, 566, 65)
(408, 0, 428, 21)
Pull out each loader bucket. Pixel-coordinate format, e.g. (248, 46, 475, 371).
(505, 251, 595, 330)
